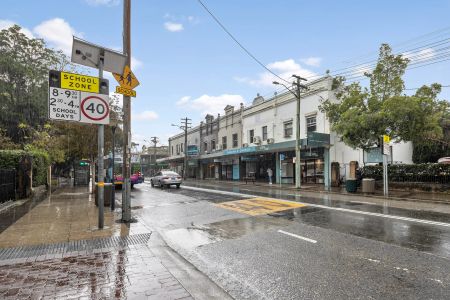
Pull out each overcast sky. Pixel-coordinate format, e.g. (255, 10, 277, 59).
(2, 0, 449, 147)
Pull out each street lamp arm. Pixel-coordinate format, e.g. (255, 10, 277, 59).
(273, 81, 298, 99)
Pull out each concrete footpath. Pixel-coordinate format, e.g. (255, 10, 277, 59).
(0, 186, 230, 300)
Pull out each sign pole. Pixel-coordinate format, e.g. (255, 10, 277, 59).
(98, 57, 105, 229)
(122, 0, 132, 222)
(382, 135, 390, 197)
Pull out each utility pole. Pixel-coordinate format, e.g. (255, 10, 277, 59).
(172, 118, 191, 180)
(150, 136, 158, 176)
(122, 0, 132, 222)
(97, 54, 105, 229)
(273, 75, 307, 189)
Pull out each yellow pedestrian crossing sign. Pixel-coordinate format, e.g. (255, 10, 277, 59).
(113, 65, 140, 90)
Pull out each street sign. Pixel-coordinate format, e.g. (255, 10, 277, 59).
(382, 135, 391, 155)
(48, 87, 81, 122)
(115, 86, 136, 97)
(61, 72, 100, 93)
(49, 70, 109, 94)
(79, 92, 110, 125)
(71, 36, 127, 74)
(113, 65, 140, 90)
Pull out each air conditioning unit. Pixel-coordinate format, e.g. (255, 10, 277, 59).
(253, 136, 261, 144)
(216, 144, 223, 151)
(243, 143, 249, 148)
(267, 138, 275, 144)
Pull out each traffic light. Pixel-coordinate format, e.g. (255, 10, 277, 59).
(79, 161, 89, 166)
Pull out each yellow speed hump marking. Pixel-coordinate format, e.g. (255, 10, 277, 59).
(215, 197, 306, 216)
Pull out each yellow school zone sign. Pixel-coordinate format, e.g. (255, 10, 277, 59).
(216, 197, 306, 216)
(113, 65, 140, 90)
(60, 72, 100, 93)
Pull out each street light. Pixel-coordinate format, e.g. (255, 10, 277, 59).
(273, 75, 308, 189)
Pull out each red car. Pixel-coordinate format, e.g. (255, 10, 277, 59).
(114, 173, 140, 189)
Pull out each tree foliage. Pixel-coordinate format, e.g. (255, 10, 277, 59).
(0, 25, 124, 165)
(320, 44, 448, 154)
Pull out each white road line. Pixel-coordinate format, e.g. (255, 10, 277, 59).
(182, 185, 450, 228)
(278, 230, 317, 243)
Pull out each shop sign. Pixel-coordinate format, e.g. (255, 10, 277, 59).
(187, 145, 199, 156)
(223, 146, 256, 155)
(307, 132, 330, 147)
(188, 160, 197, 166)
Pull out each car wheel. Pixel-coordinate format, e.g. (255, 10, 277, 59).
(131, 184, 134, 189)
(159, 181, 163, 188)
(166, 184, 170, 189)
(176, 184, 180, 189)
(150, 180, 154, 187)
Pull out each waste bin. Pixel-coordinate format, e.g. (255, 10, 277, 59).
(345, 178, 357, 193)
(362, 178, 375, 194)
(95, 183, 112, 206)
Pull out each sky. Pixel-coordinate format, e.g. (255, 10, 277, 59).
(1, 0, 450, 148)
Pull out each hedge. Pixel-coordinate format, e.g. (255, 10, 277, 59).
(0, 149, 50, 187)
(362, 164, 450, 184)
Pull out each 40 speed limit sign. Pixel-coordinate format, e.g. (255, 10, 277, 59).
(80, 92, 110, 125)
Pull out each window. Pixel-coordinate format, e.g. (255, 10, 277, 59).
(176, 144, 180, 155)
(222, 136, 227, 150)
(171, 146, 174, 155)
(233, 134, 238, 147)
(284, 121, 293, 137)
(262, 126, 268, 141)
(249, 129, 254, 143)
(306, 115, 317, 133)
(180, 143, 183, 153)
(211, 140, 216, 151)
(204, 142, 208, 152)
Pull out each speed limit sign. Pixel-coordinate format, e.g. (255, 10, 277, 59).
(79, 92, 110, 125)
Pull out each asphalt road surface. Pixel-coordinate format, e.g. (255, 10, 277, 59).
(125, 182, 450, 300)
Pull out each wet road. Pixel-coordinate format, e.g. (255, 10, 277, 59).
(130, 182, 450, 299)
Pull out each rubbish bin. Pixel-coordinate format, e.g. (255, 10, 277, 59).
(362, 178, 375, 194)
(95, 183, 112, 206)
(345, 178, 357, 193)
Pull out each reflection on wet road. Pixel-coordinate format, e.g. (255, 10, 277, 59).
(142, 183, 450, 258)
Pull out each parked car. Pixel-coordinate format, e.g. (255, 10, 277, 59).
(114, 173, 142, 189)
(437, 157, 450, 164)
(150, 170, 182, 188)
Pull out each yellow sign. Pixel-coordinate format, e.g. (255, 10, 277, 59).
(383, 135, 390, 143)
(115, 86, 136, 97)
(216, 197, 306, 216)
(61, 72, 99, 93)
(113, 65, 140, 90)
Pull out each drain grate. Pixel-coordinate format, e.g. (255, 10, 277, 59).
(0, 233, 152, 261)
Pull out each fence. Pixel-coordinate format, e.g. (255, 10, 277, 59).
(0, 169, 16, 203)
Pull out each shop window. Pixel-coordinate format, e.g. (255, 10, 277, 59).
(306, 115, 317, 132)
(232, 133, 238, 147)
(262, 126, 268, 141)
(249, 129, 254, 143)
(284, 121, 293, 137)
(222, 136, 227, 150)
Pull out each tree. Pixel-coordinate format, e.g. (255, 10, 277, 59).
(320, 44, 448, 153)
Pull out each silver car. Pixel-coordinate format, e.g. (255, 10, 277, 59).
(150, 170, 182, 188)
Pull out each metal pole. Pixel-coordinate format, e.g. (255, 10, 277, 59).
(383, 154, 389, 197)
(98, 58, 104, 229)
(111, 126, 116, 211)
(151, 137, 157, 176)
(295, 77, 302, 189)
(122, 0, 131, 222)
(183, 119, 188, 180)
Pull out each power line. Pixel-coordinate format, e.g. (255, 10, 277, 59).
(196, 0, 291, 85)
